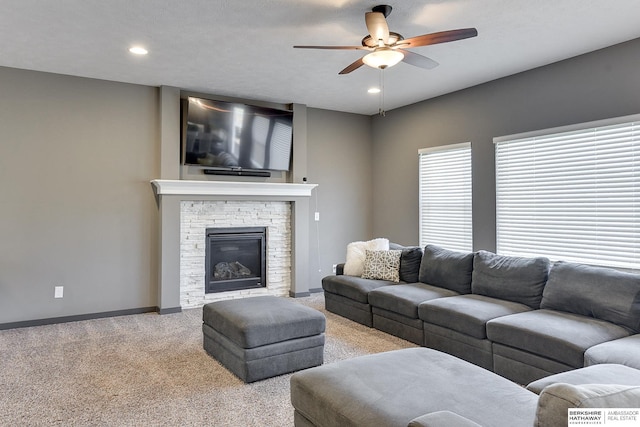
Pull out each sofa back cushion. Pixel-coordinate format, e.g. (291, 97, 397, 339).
(541, 261, 640, 332)
(418, 245, 474, 294)
(471, 251, 550, 309)
(389, 243, 423, 283)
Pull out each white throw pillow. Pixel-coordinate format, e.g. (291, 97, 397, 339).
(343, 238, 389, 276)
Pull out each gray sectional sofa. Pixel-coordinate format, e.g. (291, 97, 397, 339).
(291, 243, 640, 427)
(321, 244, 640, 384)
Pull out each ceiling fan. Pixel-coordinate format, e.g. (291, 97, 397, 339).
(294, 5, 478, 75)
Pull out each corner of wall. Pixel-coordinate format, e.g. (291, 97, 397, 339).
(292, 103, 308, 184)
(159, 86, 181, 179)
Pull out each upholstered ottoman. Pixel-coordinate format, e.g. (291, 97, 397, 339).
(202, 296, 326, 383)
(290, 348, 538, 427)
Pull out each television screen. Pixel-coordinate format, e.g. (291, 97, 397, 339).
(182, 97, 293, 171)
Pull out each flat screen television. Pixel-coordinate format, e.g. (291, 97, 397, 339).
(181, 97, 293, 172)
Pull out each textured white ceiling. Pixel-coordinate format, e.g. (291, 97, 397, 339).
(1, 0, 640, 115)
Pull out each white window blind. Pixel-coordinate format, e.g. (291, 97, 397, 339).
(419, 143, 472, 251)
(495, 116, 640, 270)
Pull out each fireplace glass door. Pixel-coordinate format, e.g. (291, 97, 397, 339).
(205, 227, 266, 293)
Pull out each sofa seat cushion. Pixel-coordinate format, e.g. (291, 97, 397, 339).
(419, 295, 532, 339)
(324, 292, 373, 327)
(368, 283, 459, 319)
(422, 322, 494, 370)
(322, 275, 394, 304)
(290, 348, 537, 427)
(487, 309, 631, 368)
(584, 334, 640, 369)
(492, 343, 573, 385)
(526, 363, 640, 394)
(372, 308, 424, 345)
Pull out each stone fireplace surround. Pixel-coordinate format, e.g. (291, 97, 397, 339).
(151, 179, 317, 314)
(182, 201, 288, 308)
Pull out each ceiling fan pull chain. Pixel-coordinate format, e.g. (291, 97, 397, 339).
(379, 68, 386, 116)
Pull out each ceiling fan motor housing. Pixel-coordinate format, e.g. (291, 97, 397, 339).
(361, 32, 404, 48)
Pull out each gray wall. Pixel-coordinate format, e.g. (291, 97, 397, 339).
(371, 38, 640, 251)
(306, 108, 373, 287)
(0, 67, 370, 325)
(0, 67, 160, 324)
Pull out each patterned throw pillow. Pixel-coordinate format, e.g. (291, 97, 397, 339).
(361, 250, 402, 282)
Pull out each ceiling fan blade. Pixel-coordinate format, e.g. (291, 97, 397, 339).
(365, 11, 389, 45)
(399, 28, 478, 48)
(398, 49, 439, 69)
(338, 57, 365, 75)
(293, 45, 368, 50)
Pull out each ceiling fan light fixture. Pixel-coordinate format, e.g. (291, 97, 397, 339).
(362, 48, 404, 69)
(129, 46, 148, 55)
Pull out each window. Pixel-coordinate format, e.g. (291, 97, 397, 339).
(419, 143, 473, 251)
(495, 115, 640, 269)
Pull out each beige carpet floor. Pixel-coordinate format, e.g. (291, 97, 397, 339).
(0, 293, 415, 426)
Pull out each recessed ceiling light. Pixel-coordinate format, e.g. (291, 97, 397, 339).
(129, 46, 148, 55)
(368, 87, 381, 94)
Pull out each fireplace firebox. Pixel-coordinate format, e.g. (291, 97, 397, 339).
(204, 227, 267, 293)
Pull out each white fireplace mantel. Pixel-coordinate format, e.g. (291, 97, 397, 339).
(151, 179, 317, 197)
(152, 178, 319, 313)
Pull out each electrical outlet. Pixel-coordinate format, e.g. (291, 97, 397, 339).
(314, 212, 320, 221)
(332, 264, 337, 274)
(54, 286, 64, 299)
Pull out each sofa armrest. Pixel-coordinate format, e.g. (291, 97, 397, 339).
(408, 411, 482, 427)
(536, 383, 640, 426)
